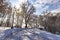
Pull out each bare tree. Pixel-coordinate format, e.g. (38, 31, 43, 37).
(38, 12, 58, 33)
(6, 4, 12, 27)
(20, 2, 36, 28)
(0, 0, 12, 26)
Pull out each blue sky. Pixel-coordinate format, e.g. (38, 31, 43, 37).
(9, 0, 60, 15)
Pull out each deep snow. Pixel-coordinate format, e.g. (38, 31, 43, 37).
(0, 28, 60, 40)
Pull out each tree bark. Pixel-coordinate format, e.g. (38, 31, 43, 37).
(25, 23, 27, 28)
(11, 12, 14, 29)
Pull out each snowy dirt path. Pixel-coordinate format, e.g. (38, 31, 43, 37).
(0, 28, 60, 40)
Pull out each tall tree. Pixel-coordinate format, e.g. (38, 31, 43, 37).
(0, 0, 12, 26)
(6, 4, 12, 27)
(16, 9, 20, 27)
(20, 1, 36, 28)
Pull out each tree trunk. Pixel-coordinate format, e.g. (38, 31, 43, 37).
(11, 26, 14, 29)
(17, 15, 19, 28)
(11, 12, 14, 29)
(6, 14, 11, 27)
(20, 18, 23, 28)
(25, 23, 27, 28)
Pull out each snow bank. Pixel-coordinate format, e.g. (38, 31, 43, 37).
(0, 28, 60, 40)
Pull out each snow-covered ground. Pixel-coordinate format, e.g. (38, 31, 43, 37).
(0, 28, 60, 40)
(0, 27, 11, 33)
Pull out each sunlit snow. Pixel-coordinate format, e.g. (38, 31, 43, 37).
(0, 28, 60, 40)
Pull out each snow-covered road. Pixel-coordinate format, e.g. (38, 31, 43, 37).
(0, 28, 60, 40)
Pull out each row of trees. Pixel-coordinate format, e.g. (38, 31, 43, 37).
(0, 0, 37, 28)
(38, 12, 60, 34)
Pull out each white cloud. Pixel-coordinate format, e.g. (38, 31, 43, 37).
(33, 0, 60, 14)
(51, 7, 60, 13)
(41, 6, 49, 10)
(37, 0, 48, 4)
(14, 2, 20, 8)
(33, 0, 59, 8)
(37, 0, 59, 4)
(10, 0, 27, 8)
(18, 0, 27, 4)
(16, 0, 27, 8)
(33, 0, 50, 11)
(34, 4, 41, 9)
